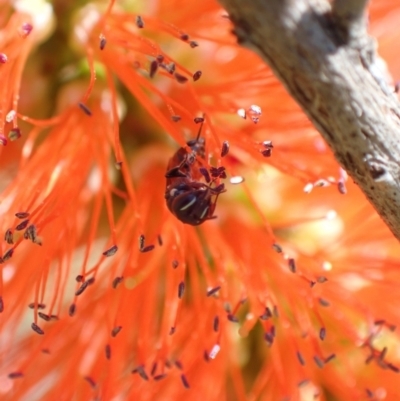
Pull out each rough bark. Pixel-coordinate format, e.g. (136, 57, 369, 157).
(217, 0, 400, 241)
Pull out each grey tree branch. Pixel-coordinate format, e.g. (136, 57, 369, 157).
(331, 0, 370, 42)
(217, 0, 400, 241)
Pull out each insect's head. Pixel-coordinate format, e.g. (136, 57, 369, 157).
(186, 117, 206, 158)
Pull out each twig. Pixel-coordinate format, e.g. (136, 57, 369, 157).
(217, 0, 400, 241)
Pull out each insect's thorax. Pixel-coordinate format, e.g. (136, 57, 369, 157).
(166, 141, 207, 186)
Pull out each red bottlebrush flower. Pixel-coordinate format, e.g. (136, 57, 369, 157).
(1, 1, 400, 400)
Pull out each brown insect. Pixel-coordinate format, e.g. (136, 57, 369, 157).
(165, 118, 225, 225)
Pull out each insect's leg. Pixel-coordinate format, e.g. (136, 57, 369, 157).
(165, 166, 188, 178)
(165, 153, 194, 178)
(195, 115, 205, 142)
(207, 190, 223, 220)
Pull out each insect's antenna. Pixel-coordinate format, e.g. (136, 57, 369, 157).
(195, 114, 206, 142)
